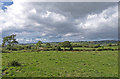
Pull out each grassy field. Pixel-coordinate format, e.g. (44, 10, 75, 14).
(2, 51, 118, 77)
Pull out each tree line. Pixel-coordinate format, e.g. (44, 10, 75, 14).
(2, 34, 118, 53)
(2, 34, 73, 53)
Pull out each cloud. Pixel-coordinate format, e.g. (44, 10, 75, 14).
(75, 5, 118, 40)
(40, 11, 66, 22)
(0, 2, 118, 43)
(41, 33, 46, 36)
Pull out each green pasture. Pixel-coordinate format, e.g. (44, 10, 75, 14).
(2, 51, 118, 77)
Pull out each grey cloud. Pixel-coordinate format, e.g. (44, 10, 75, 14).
(1, 2, 118, 43)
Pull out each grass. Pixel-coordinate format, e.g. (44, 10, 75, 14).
(0, 53, 1, 78)
(2, 51, 118, 77)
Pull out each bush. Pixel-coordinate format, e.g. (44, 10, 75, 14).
(84, 45, 89, 48)
(74, 49, 80, 51)
(6, 46, 11, 50)
(72, 44, 82, 47)
(41, 48, 49, 51)
(46, 43, 51, 48)
(108, 43, 112, 46)
(92, 49, 96, 51)
(2, 49, 11, 53)
(56, 46, 61, 51)
(52, 46, 56, 50)
(8, 61, 21, 67)
(26, 45, 32, 49)
(69, 46, 73, 51)
(23, 45, 32, 50)
(97, 49, 103, 51)
(11, 47, 18, 51)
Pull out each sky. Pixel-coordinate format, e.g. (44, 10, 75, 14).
(0, 0, 118, 43)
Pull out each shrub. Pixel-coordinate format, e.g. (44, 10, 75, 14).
(74, 49, 80, 51)
(23, 45, 32, 50)
(72, 44, 82, 47)
(6, 46, 11, 50)
(2, 49, 11, 53)
(111, 48, 113, 50)
(69, 46, 73, 51)
(36, 49, 41, 52)
(84, 45, 89, 48)
(8, 61, 21, 67)
(12, 45, 24, 50)
(11, 47, 18, 51)
(42, 48, 49, 51)
(26, 45, 32, 49)
(108, 43, 112, 46)
(92, 49, 96, 51)
(46, 43, 52, 48)
(56, 46, 61, 51)
(52, 46, 56, 50)
(97, 49, 103, 51)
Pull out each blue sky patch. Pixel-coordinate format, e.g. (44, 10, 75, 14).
(0, 0, 13, 10)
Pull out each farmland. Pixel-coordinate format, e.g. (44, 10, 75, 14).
(1, 36, 119, 77)
(2, 50, 118, 77)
